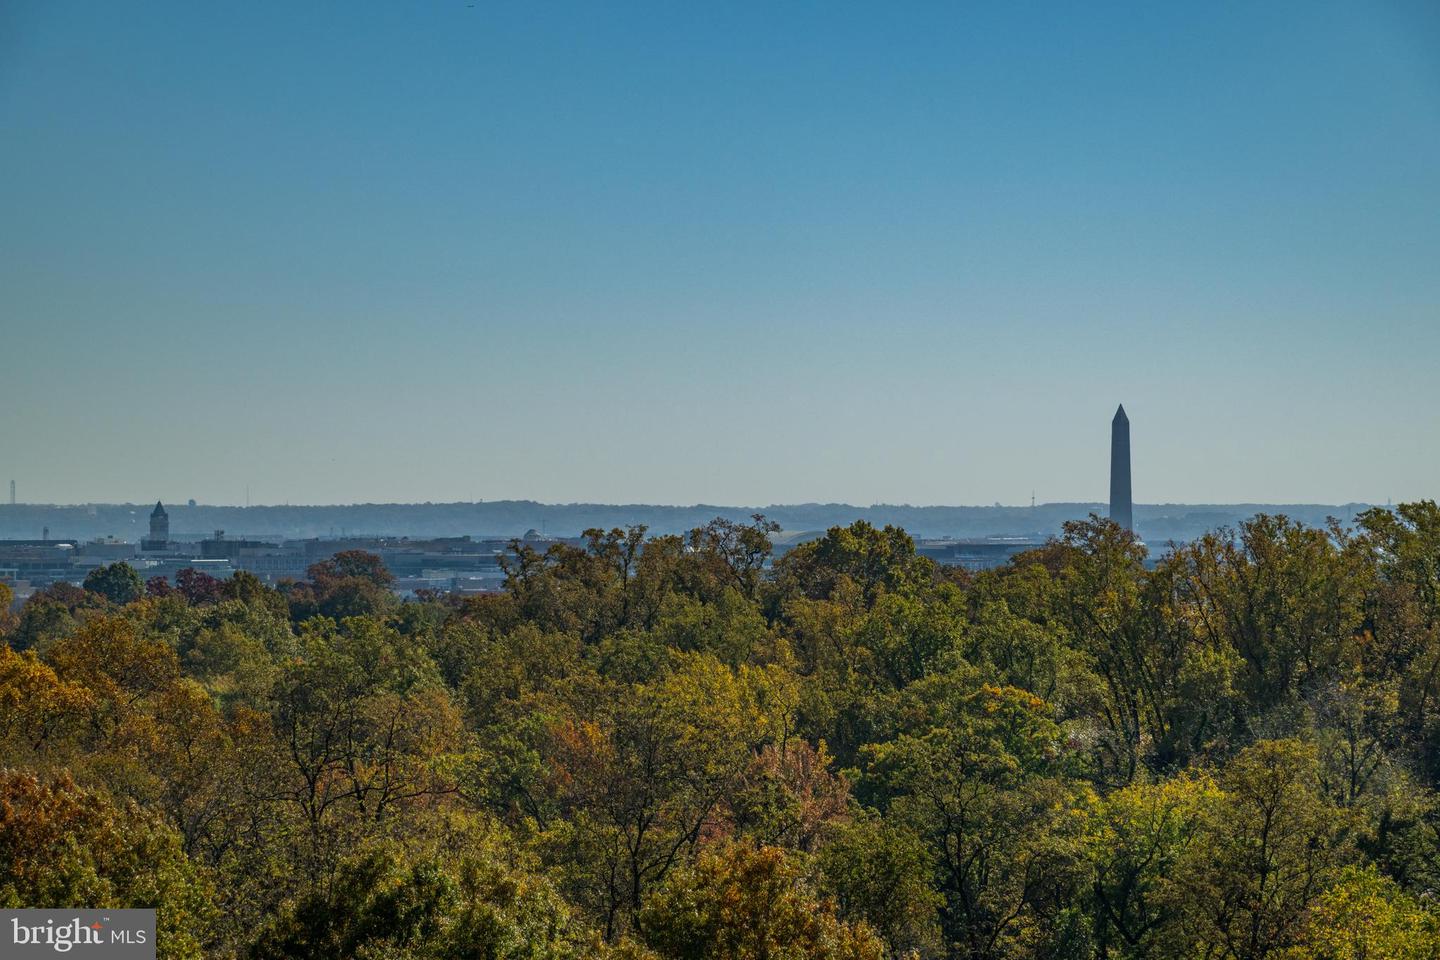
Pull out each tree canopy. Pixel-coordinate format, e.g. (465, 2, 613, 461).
(4, 508, 1440, 958)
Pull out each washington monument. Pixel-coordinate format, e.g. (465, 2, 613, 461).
(1110, 404, 1133, 531)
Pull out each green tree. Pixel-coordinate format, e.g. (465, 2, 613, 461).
(638, 842, 883, 960)
(1167, 739, 1353, 960)
(8, 595, 79, 652)
(1358, 501, 1440, 632)
(0, 770, 216, 960)
(650, 587, 772, 667)
(1184, 516, 1367, 717)
(308, 549, 395, 587)
(961, 598, 1072, 708)
(775, 521, 935, 607)
(303, 550, 397, 620)
(0, 644, 93, 760)
(1281, 867, 1440, 960)
(265, 617, 463, 878)
(1085, 774, 1219, 960)
(685, 514, 781, 603)
(1050, 516, 1149, 784)
(725, 739, 851, 853)
(44, 613, 182, 737)
(863, 672, 1086, 960)
(540, 654, 766, 939)
(83, 561, 144, 605)
(250, 840, 580, 960)
(1357, 503, 1440, 787)
(819, 813, 941, 957)
(0, 579, 15, 635)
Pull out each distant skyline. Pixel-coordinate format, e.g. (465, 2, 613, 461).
(0, 499, 1390, 545)
(3, 2, 1438, 506)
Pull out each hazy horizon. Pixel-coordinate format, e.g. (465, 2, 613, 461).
(0, 497, 1390, 510)
(0, 497, 1389, 545)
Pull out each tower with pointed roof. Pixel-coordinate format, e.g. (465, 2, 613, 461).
(1109, 405, 1132, 532)
(142, 500, 170, 551)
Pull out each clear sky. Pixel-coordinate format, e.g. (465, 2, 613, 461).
(2, 1, 1438, 507)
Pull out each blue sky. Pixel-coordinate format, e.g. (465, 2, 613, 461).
(2, 1, 1438, 506)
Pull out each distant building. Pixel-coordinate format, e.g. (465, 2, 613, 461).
(1110, 404, 1133, 531)
(0, 540, 80, 584)
(198, 530, 308, 580)
(915, 537, 1044, 571)
(200, 529, 277, 560)
(79, 537, 137, 561)
(141, 501, 170, 551)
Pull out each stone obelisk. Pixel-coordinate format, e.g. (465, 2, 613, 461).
(1109, 404, 1132, 531)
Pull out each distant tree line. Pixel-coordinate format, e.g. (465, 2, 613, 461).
(3, 504, 1440, 959)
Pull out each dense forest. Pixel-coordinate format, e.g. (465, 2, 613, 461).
(3, 504, 1440, 959)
